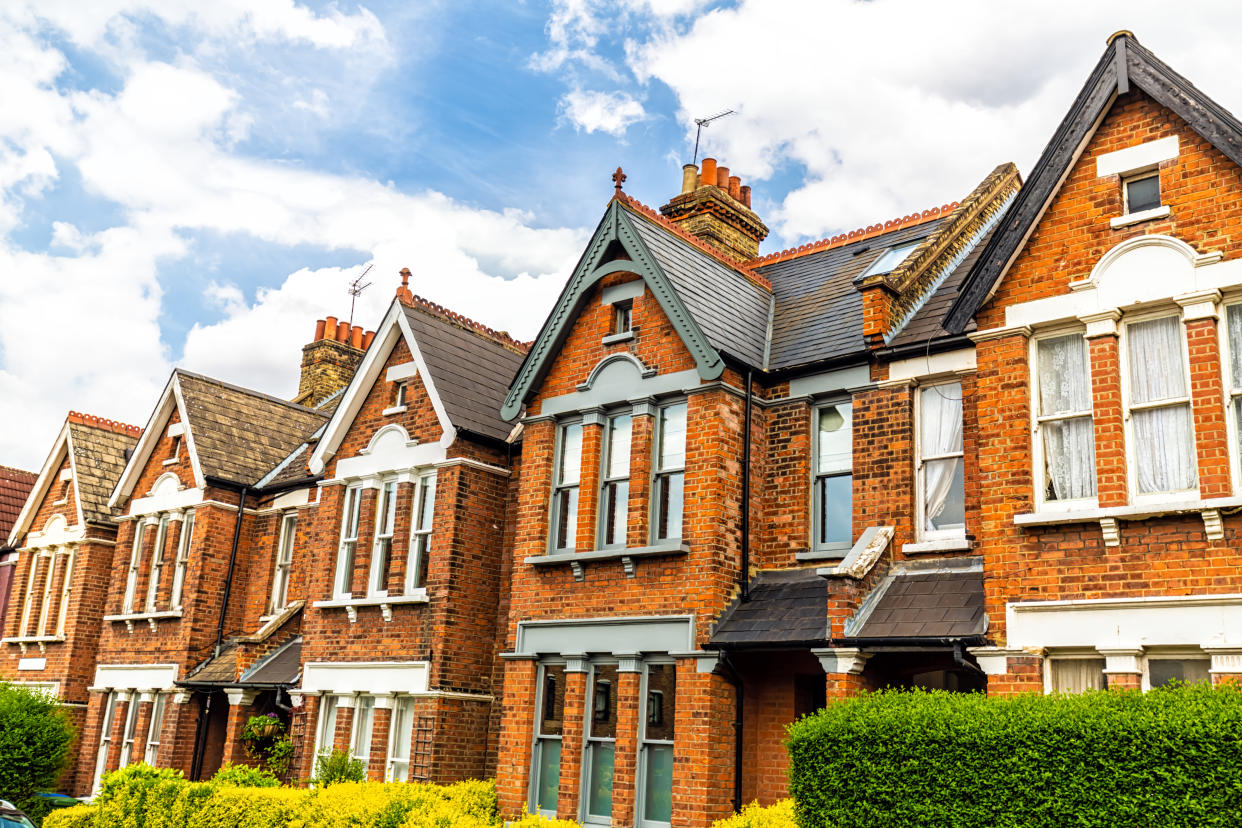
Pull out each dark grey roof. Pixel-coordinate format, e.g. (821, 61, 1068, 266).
(710, 568, 828, 647)
(241, 637, 302, 685)
(946, 34, 1242, 333)
(68, 422, 139, 524)
(182, 642, 238, 684)
(627, 211, 772, 369)
(258, 443, 315, 489)
(885, 223, 994, 349)
(177, 371, 328, 487)
(851, 570, 985, 640)
(402, 303, 527, 443)
(759, 221, 943, 370)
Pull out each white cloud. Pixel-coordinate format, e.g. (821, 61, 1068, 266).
(560, 88, 647, 135)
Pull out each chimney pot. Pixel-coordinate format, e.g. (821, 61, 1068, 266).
(700, 158, 717, 188)
(728, 175, 742, 201)
(350, 325, 364, 349)
(681, 164, 698, 194)
(364, 331, 375, 348)
(336, 321, 351, 342)
(314, 319, 326, 341)
(324, 316, 339, 341)
(741, 185, 752, 208)
(716, 166, 730, 189)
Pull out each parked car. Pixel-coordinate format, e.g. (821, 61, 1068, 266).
(0, 800, 36, 828)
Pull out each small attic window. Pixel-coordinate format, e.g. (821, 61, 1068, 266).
(861, 239, 923, 277)
(1124, 172, 1161, 214)
(54, 478, 71, 505)
(613, 300, 633, 336)
(169, 435, 182, 461)
(393, 381, 408, 409)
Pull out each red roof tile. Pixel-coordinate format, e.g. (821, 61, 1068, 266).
(0, 465, 37, 541)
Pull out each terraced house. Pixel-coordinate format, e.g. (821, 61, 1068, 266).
(4, 29, 1242, 828)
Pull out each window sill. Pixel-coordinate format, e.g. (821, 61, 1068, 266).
(796, 545, 850, 562)
(103, 610, 182, 633)
(382, 405, 408, 416)
(601, 330, 634, 345)
(902, 537, 971, 555)
(1109, 205, 1170, 229)
(2, 635, 64, 654)
(313, 590, 429, 622)
(161, 458, 179, 466)
(1014, 495, 1242, 546)
(526, 541, 688, 580)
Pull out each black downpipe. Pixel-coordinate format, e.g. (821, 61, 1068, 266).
(718, 651, 744, 813)
(953, 640, 987, 677)
(215, 485, 249, 657)
(741, 369, 753, 602)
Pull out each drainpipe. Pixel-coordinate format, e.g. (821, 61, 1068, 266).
(718, 651, 744, 813)
(741, 368, 753, 602)
(215, 484, 249, 657)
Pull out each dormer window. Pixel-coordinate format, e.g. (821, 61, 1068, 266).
(861, 239, 922, 278)
(613, 301, 632, 336)
(1124, 172, 1161, 214)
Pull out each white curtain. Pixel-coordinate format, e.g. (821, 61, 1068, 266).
(1128, 317, 1196, 493)
(1038, 335, 1096, 500)
(920, 383, 963, 530)
(1050, 659, 1105, 694)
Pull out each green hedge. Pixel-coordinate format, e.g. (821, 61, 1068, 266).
(787, 684, 1242, 827)
(0, 682, 77, 822)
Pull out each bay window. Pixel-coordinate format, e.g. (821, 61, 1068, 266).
(531, 664, 565, 816)
(638, 662, 675, 827)
(35, 550, 56, 635)
(916, 382, 965, 538)
(1148, 657, 1210, 687)
(351, 695, 375, 771)
(551, 423, 583, 553)
(269, 512, 296, 612)
(406, 471, 436, 591)
(813, 402, 852, 551)
(582, 664, 617, 823)
(1034, 333, 1096, 505)
(599, 413, 632, 549)
(387, 697, 415, 781)
(1125, 315, 1196, 496)
(314, 695, 340, 760)
(653, 402, 686, 542)
(334, 486, 363, 598)
(369, 480, 398, 596)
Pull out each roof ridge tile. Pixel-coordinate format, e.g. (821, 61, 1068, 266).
(402, 294, 532, 353)
(751, 202, 958, 268)
(0, 464, 37, 481)
(67, 411, 142, 438)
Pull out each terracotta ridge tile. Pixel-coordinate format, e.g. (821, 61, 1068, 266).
(402, 293, 532, 353)
(749, 202, 959, 267)
(0, 464, 37, 481)
(614, 193, 773, 292)
(67, 411, 142, 438)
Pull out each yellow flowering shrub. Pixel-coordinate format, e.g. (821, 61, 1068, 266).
(42, 806, 98, 828)
(710, 799, 796, 828)
(504, 813, 583, 828)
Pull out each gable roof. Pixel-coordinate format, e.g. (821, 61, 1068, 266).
(0, 466, 36, 543)
(945, 32, 1242, 333)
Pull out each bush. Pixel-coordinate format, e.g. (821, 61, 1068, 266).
(210, 764, 280, 788)
(0, 682, 77, 820)
(505, 815, 582, 828)
(711, 800, 795, 828)
(311, 749, 365, 787)
(42, 807, 97, 828)
(786, 684, 1242, 827)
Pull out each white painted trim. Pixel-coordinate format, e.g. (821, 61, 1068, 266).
(93, 663, 179, 691)
(431, 457, 511, 477)
(7, 423, 72, 547)
(300, 661, 430, 695)
(886, 348, 975, 383)
(1006, 593, 1242, 651)
(128, 486, 205, 517)
(1029, 328, 1099, 513)
(110, 373, 206, 509)
(1096, 136, 1178, 178)
(25, 519, 85, 549)
(166, 422, 186, 439)
(1110, 205, 1171, 229)
(271, 488, 310, 511)
(334, 424, 447, 480)
(385, 362, 418, 382)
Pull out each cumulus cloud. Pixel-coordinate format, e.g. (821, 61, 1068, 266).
(560, 89, 647, 135)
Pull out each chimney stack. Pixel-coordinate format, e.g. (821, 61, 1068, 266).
(659, 157, 769, 260)
(294, 315, 374, 408)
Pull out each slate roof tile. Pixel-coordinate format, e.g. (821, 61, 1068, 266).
(853, 570, 985, 639)
(67, 419, 140, 524)
(710, 568, 828, 647)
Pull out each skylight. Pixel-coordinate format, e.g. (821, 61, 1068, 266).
(861, 239, 923, 277)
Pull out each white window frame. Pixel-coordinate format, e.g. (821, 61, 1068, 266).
(1030, 328, 1098, 512)
(350, 694, 375, 772)
(550, 421, 583, 553)
(914, 380, 966, 541)
(580, 660, 619, 825)
(652, 401, 687, 543)
(1143, 650, 1212, 691)
(405, 471, 436, 593)
(144, 514, 171, 612)
(121, 521, 146, 613)
(92, 691, 121, 794)
(599, 412, 633, 550)
(369, 480, 398, 597)
(170, 511, 193, 611)
(35, 549, 57, 636)
(812, 400, 853, 554)
(269, 512, 296, 613)
(117, 693, 140, 767)
(1123, 169, 1161, 215)
(1219, 300, 1242, 493)
(144, 692, 167, 765)
(55, 547, 74, 636)
(529, 661, 566, 817)
(636, 659, 675, 828)
(386, 696, 415, 781)
(314, 695, 340, 761)
(1044, 653, 1107, 695)
(334, 485, 363, 599)
(1120, 310, 1198, 503)
(18, 551, 42, 637)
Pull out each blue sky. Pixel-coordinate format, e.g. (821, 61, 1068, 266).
(2, 0, 1241, 469)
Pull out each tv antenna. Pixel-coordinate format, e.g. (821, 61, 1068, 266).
(347, 264, 373, 326)
(692, 109, 735, 164)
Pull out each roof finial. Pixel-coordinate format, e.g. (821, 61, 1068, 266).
(1107, 30, 1134, 45)
(396, 267, 414, 304)
(612, 166, 627, 193)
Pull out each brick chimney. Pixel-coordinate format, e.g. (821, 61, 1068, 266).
(658, 157, 769, 260)
(294, 316, 374, 408)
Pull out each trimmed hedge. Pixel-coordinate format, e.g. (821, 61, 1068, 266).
(787, 684, 1242, 827)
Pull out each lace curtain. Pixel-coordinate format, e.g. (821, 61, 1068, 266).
(1037, 335, 1096, 500)
(920, 383, 963, 530)
(1050, 659, 1105, 694)
(1128, 316, 1196, 493)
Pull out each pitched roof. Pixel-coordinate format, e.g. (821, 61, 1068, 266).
(401, 298, 528, 443)
(945, 32, 1242, 333)
(846, 563, 986, 641)
(176, 371, 328, 487)
(66, 413, 141, 524)
(709, 568, 829, 648)
(239, 637, 302, 685)
(0, 466, 36, 541)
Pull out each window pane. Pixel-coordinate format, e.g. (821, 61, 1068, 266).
(1132, 405, 1197, 493)
(920, 383, 963, 455)
(559, 424, 583, 485)
(603, 481, 628, 547)
(539, 666, 565, 736)
(817, 474, 852, 546)
(1043, 417, 1097, 501)
(642, 745, 673, 823)
(353, 697, 374, 765)
(659, 404, 687, 470)
(1050, 659, 1105, 693)
(586, 743, 615, 819)
(645, 664, 675, 741)
(1037, 335, 1090, 414)
(318, 697, 338, 755)
(1128, 316, 1185, 403)
(378, 482, 397, 535)
(862, 239, 922, 277)
(655, 472, 683, 541)
(816, 404, 852, 474)
(555, 488, 578, 550)
(1229, 305, 1242, 391)
(924, 457, 964, 531)
(417, 475, 436, 531)
(1127, 175, 1160, 213)
(536, 741, 561, 812)
(590, 666, 617, 739)
(1149, 659, 1211, 688)
(607, 415, 632, 479)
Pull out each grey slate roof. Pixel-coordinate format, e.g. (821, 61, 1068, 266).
(758, 221, 943, 370)
(709, 568, 828, 647)
(885, 223, 994, 349)
(627, 210, 772, 369)
(69, 422, 139, 524)
(177, 371, 328, 487)
(181, 642, 238, 684)
(402, 303, 527, 443)
(851, 569, 985, 640)
(241, 637, 302, 685)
